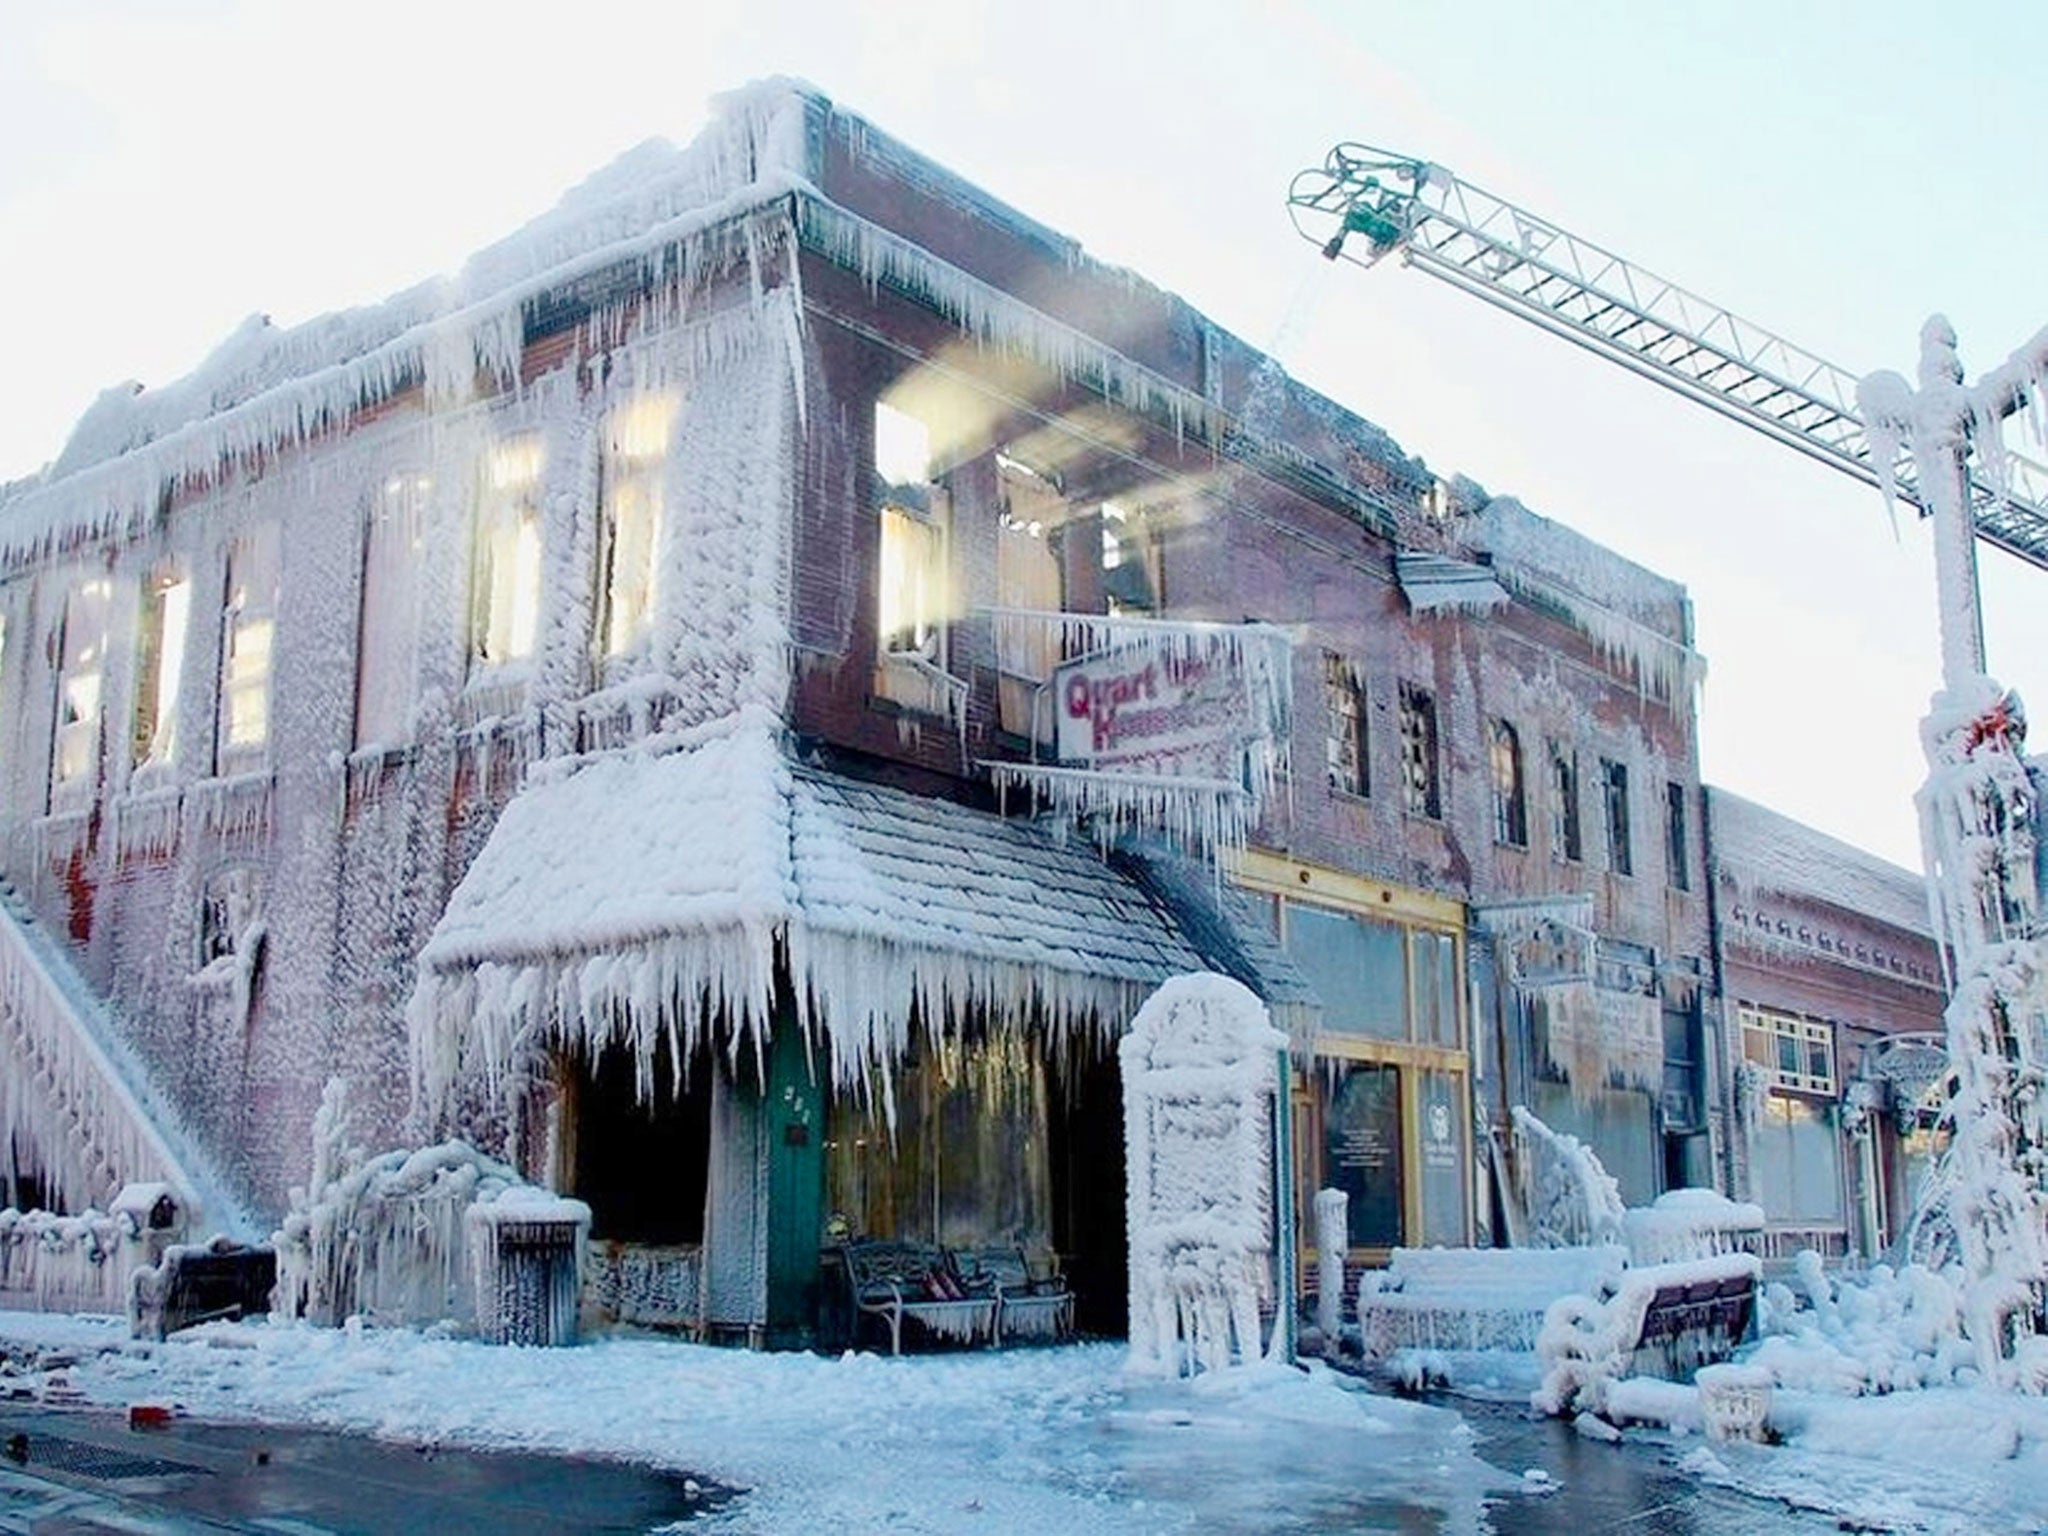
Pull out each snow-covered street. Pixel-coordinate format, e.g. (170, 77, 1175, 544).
(2, 1311, 2044, 1534)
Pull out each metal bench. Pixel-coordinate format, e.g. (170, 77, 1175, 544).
(838, 1240, 997, 1355)
(954, 1246, 1074, 1344)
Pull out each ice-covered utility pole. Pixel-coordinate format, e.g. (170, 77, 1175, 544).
(1861, 320, 2048, 1390)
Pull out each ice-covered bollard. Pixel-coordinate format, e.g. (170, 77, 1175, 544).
(1314, 1188, 1348, 1350)
(1695, 1363, 1773, 1443)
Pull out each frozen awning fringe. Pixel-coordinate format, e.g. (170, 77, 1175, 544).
(408, 719, 1210, 1117)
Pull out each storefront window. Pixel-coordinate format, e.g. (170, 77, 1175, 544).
(1325, 1063, 1403, 1249)
(1419, 1069, 1468, 1247)
(1287, 903, 1406, 1040)
(1752, 1093, 1844, 1224)
(825, 1032, 1049, 1250)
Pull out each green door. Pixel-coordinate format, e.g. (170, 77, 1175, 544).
(764, 1014, 825, 1345)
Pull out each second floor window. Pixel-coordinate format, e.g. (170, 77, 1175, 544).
(1489, 719, 1527, 846)
(1550, 745, 1582, 862)
(471, 438, 543, 673)
(596, 395, 673, 662)
(1602, 757, 1632, 875)
(1398, 682, 1440, 819)
(1666, 779, 1691, 892)
(355, 475, 429, 749)
(874, 403, 948, 663)
(131, 564, 190, 773)
(51, 579, 110, 804)
(217, 525, 279, 768)
(1325, 654, 1369, 798)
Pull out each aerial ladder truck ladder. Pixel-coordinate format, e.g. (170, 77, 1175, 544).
(1289, 145, 2048, 1386)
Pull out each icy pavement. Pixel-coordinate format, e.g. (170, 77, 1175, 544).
(5, 1312, 2044, 1534)
(0, 1313, 1514, 1533)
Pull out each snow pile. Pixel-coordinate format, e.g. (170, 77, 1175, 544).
(1121, 974, 1286, 1378)
(1743, 1252, 1976, 1395)
(1622, 1188, 1764, 1266)
(1507, 1105, 1626, 1250)
(272, 1080, 562, 1331)
(1533, 1253, 1759, 1419)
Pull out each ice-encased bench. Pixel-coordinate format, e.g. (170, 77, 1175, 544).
(1357, 1244, 1629, 1361)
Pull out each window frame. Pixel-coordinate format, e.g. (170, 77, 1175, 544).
(215, 525, 280, 774)
(593, 396, 673, 668)
(468, 437, 544, 678)
(1665, 779, 1691, 892)
(1550, 743, 1583, 863)
(1489, 718, 1528, 847)
(1739, 1004, 1837, 1096)
(1324, 653, 1370, 799)
(130, 562, 192, 776)
(1601, 756, 1632, 876)
(1397, 681, 1441, 820)
(50, 578, 111, 809)
(354, 474, 429, 751)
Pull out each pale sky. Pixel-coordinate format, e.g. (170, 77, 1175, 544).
(3, 0, 2044, 872)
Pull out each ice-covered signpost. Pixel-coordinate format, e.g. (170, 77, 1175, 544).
(1122, 974, 1289, 1376)
(1860, 317, 2048, 1389)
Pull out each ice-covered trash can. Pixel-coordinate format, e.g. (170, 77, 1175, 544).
(1695, 1362, 1773, 1443)
(466, 1191, 590, 1346)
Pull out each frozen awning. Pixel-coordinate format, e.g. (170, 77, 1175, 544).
(409, 720, 1209, 1108)
(1395, 550, 1510, 616)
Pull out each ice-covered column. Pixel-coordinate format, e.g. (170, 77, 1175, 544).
(1121, 974, 1287, 1377)
(1860, 317, 2048, 1389)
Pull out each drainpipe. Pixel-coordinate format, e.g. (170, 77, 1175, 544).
(1272, 1051, 1298, 1364)
(1700, 786, 1736, 1197)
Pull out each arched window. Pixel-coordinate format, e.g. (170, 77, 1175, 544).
(1489, 719, 1526, 847)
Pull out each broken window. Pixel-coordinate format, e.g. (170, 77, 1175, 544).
(354, 475, 429, 749)
(1100, 501, 1159, 615)
(470, 437, 543, 674)
(596, 395, 672, 664)
(872, 402, 957, 719)
(1324, 654, 1369, 798)
(1601, 757, 1632, 876)
(1665, 779, 1691, 892)
(131, 564, 190, 773)
(51, 578, 110, 806)
(1550, 745, 1582, 863)
(197, 863, 262, 970)
(994, 452, 1067, 737)
(1489, 718, 1527, 846)
(1398, 681, 1440, 819)
(216, 525, 279, 770)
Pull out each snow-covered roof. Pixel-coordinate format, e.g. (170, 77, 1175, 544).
(1707, 787, 1932, 938)
(410, 717, 1213, 1108)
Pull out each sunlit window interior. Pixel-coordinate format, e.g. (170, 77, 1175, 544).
(875, 403, 947, 660)
(218, 526, 279, 763)
(132, 564, 191, 771)
(355, 474, 430, 748)
(472, 438, 543, 671)
(52, 579, 110, 799)
(598, 395, 673, 660)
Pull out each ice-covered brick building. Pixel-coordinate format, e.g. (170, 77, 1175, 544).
(0, 78, 1823, 1342)
(1706, 790, 1946, 1267)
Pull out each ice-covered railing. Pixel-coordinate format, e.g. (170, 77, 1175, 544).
(0, 885, 250, 1238)
(274, 1080, 584, 1331)
(981, 609, 1293, 859)
(1506, 1106, 1626, 1250)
